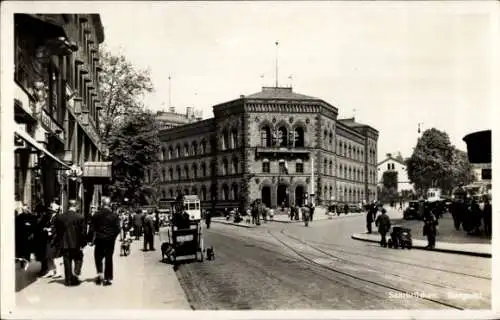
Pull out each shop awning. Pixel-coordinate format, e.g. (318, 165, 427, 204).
(14, 129, 70, 169)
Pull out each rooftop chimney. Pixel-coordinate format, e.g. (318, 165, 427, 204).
(240, 95, 245, 98)
(386, 153, 392, 158)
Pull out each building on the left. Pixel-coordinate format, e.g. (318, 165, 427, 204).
(14, 14, 112, 218)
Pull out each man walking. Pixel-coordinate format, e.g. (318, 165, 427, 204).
(375, 208, 391, 247)
(54, 200, 86, 286)
(89, 197, 121, 286)
(133, 209, 143, 240)
(143, 211, 156, 251)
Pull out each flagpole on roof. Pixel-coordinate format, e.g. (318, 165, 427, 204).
(275, 41, 279, 88)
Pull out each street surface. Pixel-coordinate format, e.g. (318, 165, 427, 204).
(172, 214, 491, 310)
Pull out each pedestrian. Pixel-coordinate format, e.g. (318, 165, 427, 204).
(483, 197, 491, 236)
(309, 204, 315, 222)
(423, 210, 438, 249)
(262, 205, 267, 223)
(205, 209, 211, 229)
(366, 204, 375, 234)
(375, 208, 391, 247)
(143, 211, 156, 251)
(41, 202, 63, 278)
(344, 203, 349, 215)
(154, 209, 160, 234)
(54, 200, 87, 286)
(268, 207, 274, 221)
(15, 204, 37, 271)
(133, 209, 143, 240)
(302, 205, 310, 227)
(89, 197, 121, 286)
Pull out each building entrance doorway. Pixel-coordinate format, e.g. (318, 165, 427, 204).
(261, 186, 271, 208)
(277, 184, 288, 207)
(295, 185, 305, 207)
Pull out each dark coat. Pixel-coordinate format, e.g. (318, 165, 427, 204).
(90, 207, 121, 241)
(133, 213, 143, 227)
(43, 213, 62, 259)
(143, 215, 156, 235)
(375, 213, 391, 234)
(54, 212, 87, 250)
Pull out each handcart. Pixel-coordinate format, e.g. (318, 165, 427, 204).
(387, 225, 413, 249)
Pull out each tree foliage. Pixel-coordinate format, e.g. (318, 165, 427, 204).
(407, 128, 473, 195)
(382, 170, 398, 190)
(98, 47, 154, 142)
(106, 112, 160, 205)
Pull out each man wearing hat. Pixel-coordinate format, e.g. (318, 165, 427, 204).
(54, 200, 87, 286)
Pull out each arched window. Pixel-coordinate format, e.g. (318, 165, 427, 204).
(232, 158, 238, 174)
(184, 188, 189, 196)
(324, 159, 327, 174)
(192, 164, 198, 178)
(339, 163, 343, 178)
(162, 169, 166, 182)
(329, 160, 333, 175)
(184, 165, 189, 179)
(329, 131, 333, 145)
(231, 129, 238, 149)
(222, 158, 228, 175)
(324, 129, 328, 144)
(278, 126, 288, 147)
(294, 127, 305, 147)
(222, 130, 229, 150)
(184, 144, 189, 157)
(348, 167, 352, 180)
(175, 145, 180, 158)
(201, 186, 207, 201)
(344, 144, 347, 156)
(201, 140, 207, 154)
(169, 189, 173, 198)
(262, 159, 270, 173)
(295, 159, 304, 173)
(329, 186, 333, 200)
(161, 147, 166, 161)
(324, 186, 328, 200)
(231, 184, 239, 200)
(338, 186, 342, 200)
(192, 187, 198, 196)
(222, 185, 229, 200)
(162, 190, 166, 198)
(176, 166, 181, 180)
(261, 125, 272, 147)
(169, 168, 173, 181)
(344, 166, 347, 179)
(168, 147, 173, 159)
(338, 141, 342, 154)
(201, 163, 206, 177)
(348, 145, 352, 158)
(192, 141, 198, 156)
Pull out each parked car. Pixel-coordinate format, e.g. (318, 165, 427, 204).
(403, 201, 423, 220)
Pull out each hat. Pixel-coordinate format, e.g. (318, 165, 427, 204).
(49, 203, 60, 212)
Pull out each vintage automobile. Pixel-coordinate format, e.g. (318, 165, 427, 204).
(403, 201, 423, 220)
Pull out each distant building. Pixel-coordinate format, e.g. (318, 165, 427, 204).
(155, 107, 202, 129)
(152, 86, 379, 210)
(377, 153, 414, 194)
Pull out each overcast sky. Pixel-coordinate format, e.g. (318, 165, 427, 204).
(8, 1, 499, 161)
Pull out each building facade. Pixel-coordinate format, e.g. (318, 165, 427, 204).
(157, 87, 378, 210)
(376, 153, 414, 194)
(14, 14, 110, 216)
(156, 107, 202, 129)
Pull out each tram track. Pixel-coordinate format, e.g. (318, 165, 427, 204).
(281, 230, 491, 281)
(267, 228, 466, 310)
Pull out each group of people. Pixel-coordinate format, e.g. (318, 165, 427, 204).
(118, 208, 160, 251)
(15, 197, 122, 287)
(365, 200, 439, 249)
(449, 196, 492, 236)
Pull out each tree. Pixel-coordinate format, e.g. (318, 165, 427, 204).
(406, 128, 456, 195)
(382, 171, 398, 190)
(450, 148, 475, 187)
(99, 47, 154, 142)
(106, 111, 160, 205)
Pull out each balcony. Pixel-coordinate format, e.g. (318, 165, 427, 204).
(255, 146, 310, 160)
(39, 108, 65, 142)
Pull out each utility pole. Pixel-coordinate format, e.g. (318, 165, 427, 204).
(168, 75, 172, 109)
(275, 41, 279, 88)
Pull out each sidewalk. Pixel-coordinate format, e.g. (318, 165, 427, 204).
(15, 233, 191, 310)
(351, 207, 492, 258)
(351, 232, 492, 258)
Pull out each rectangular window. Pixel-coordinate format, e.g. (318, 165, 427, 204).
(262, 162, 270, 173)
(387, 163, 391, 170)
(296, 163, 304, 173)
(279, 162, 287, 174)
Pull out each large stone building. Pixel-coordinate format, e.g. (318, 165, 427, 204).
(155, 107, 202, 129)
(156, 86, 378, 210)
(14, 14, 111, 216)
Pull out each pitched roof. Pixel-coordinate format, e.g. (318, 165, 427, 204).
(377, 156, 406, 167)
(244, 87, 319, 100)
(338, 118, 369, 128)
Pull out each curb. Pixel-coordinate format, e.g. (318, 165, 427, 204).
(272, 212, 365, 224)
(211, 220, 254, 228)
(351, 234, 492, 258)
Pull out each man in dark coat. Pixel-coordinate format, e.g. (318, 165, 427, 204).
(205, 209, 211, 229)
(483, 197, 492, 236)
(143, 211, 156, 251)
(15, 205, 37, 270)
(89, 197, 121, 286)
(375, 208, 391, 247)
(366, 203, 376, 233)
(423, 210, 438, 249)
(133, 209, 143, 240)
(54, 201, 87, 286)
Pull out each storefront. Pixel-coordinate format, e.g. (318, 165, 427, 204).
(82, 161, 112, 219)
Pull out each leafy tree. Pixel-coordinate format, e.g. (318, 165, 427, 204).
(106, 111, 160, 205)
(98, 47, 154, 141)
(406, 128, 459, 195)
(382, 171, 398, 190)
(450, 148, 475, 187)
